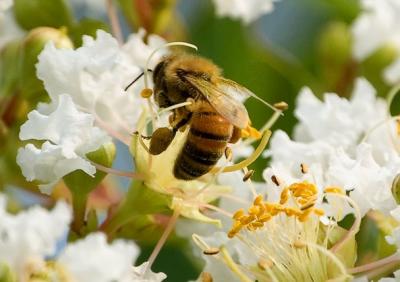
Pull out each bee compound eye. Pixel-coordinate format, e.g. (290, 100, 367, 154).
(149, 127, 176, 155)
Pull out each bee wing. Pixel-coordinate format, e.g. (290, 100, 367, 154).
(185, 76, 249, 129)
(218, 78, 278, 111)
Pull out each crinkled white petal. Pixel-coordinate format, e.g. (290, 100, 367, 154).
(0, 0, 12, 11)
(326, 144, 398, 216)
(0, 195, 71, 273)
(212, 0, 277, 24)
(17, 94, 110, 193)
(294, 79, 384, 148)
(58, 233, 140, 282)
(128, 262, 166, 282)
(36, 30, 166, 139)
(351, 0, 400, 60)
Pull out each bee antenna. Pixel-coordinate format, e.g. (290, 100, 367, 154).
(124, 69, 153, 92)
(143, 42, 198, 89)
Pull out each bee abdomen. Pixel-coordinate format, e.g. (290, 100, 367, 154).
(173, 109, 233, 180)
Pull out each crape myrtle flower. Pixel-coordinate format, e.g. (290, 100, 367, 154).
(211, 0, 279, 24)
(17, 94, 111, 194)
(0, 194, 166, 282)
(267, 78, 400, 217)
(0, 194, 71, 277)
(351, 0, 400, 60)
(192, 181, 359, 281)
(36, 29, 166, 144)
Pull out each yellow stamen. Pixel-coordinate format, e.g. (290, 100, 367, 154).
(241, 125, 262, 139)
(210, 130, 271, 173)
(324, 186, 345, 195)
(233, 209, 245, 220)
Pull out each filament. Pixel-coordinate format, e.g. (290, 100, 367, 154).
(327, 193, 361, 253)
(210, 130, 271, 173)
(146, 208, 181, 270)
(106, 0, 123, 44)
(348, 253, 400, 274)
(91, 162, 144, 179)
(220, 246, 253, 282)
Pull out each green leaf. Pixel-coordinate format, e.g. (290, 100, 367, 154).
(69, 19, 109, 47)
(14, 0, 73, 30)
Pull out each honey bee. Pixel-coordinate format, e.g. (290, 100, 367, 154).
(136, 53, 263, 180)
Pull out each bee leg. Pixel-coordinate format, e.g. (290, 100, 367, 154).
(229, 126, 242, 144)
(149, 127, 176, 155)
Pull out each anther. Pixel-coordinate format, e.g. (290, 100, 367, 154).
(224, 147, 233, 161)
(273, 101, 289, 111)
(248, 205, 260, 215)
(258, 258, 274, 270)
(253, 195, 264, 205)
(242, 169, 255, 182)
(324, 186, 345, 195)
(140, 88, 153, 98)
(232, 209, 245, 220)
(271, 175, 282, 186)
(201, 272, 213, 282)
(203, 247, 220, 255)
(300, 201, 315, 211)
(240, 215, 256, 225)
(313, 208, 325, 216)
(293, 240, 306, 249)
(300, 163, 309, 174)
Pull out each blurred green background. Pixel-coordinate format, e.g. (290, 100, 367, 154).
(2, 0, 400, 281)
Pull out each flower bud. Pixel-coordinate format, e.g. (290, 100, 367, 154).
(13, 0, 73, 30)
(0, 40, 22, 97)
(18, 27, 73, 100)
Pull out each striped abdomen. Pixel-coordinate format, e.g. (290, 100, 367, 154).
(174, 104, 233, 180)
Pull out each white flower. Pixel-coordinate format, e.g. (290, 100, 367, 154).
(0, 195, 71, 274)
(0, 0, 12, 11)
(212, 0, 278, 24)
(293, 78, 384, 148)
(58, 233, 141, 282)
(129, 262, 167, 282)
(17, 94, 110, 194)
(351, 0, 400, 60)
(36, 29, 166, 142)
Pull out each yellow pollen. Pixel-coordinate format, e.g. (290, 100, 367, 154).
(241, 125, 262, 139)
(324, 186, 345, 195)
(228, 183, 324, 238)
(280, 187, 290, 205)
(140, 88, 153, 98)
(313, 208, 325, 216)
(396, 118, 400, 136)
(233, 209, 245, 220)
(253, 195, 264, 206)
